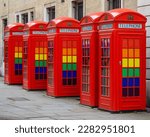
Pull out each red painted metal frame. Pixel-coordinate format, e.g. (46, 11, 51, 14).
(80, 12, 104, 107)
(4, 23, 24, 84)
(23, 21, 48, 90)
(47, 17, 81, 97)
(98, 9, 147, 112)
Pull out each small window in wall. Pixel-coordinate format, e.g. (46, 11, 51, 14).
(108, 0, 121, 10)
(30, 11, 34, 21)
(61, 0, 65, 2)
(72, 0, 83, 21)
(2, 18, 8, 28)
(47, 6, 55, 21)
(21, 13, 28, 24)
(16, 15, 20, 23)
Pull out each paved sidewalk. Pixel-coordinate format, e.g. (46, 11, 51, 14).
(0, 77, 150, 120)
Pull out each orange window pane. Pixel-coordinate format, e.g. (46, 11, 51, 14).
(63, 48, 67, 55)
(40, 48, 43, 53)
(35, 48, 39, 53)
(15, 47, 18, 52)
(129, 49, 134, 57)
(19, 47, 22, 52)
(68, 48, 72, 55)
(122, 49, 127, 57)
(135, 49, 140, 57)
(73, 48, 77, 55)
(44, 48, 47, 53)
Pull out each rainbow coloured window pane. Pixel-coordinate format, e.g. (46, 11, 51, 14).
(122, 39, 140, 97)
(14, 46, 22, 75)
(35, 47, 47, 80)
(62, 41, 77, 85)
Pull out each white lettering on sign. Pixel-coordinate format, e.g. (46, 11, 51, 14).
(4, 32, 9, 36)
(100, 24, 113, 30)
(24, 31, 29, 35)
(48, 29, 56, 33)
(60, 28, 79, 33)
(32, 31, 47, 35)
(118, 24, 142, 29)
(82, 26, 92, 31)
(12, 32, 24, 35)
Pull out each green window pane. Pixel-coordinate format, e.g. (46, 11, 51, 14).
(15, 59, 19, 64)
(135, 68, 140, 77)
(73, 64, 77, 70)
(129, 68, 134, 77)
(122, 68, 127, 77)
(68, 64, 72, 70)
(35, 61, 39, 67)
(43, 61, 47, 67)
(18, 59, 22, 64)
(63, 64, 67, 70)
(40, 61, 44, 67)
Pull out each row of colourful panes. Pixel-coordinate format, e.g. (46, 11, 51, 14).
(35, 67, 47, 73)
(62, 56, 77, 63)
(62, 71, 77, 78)
(35, 74, 47, 80)
(62, 48, 77, 55)
(35, 61, 47, 67)
(122, 48, 140, 57)
(15, 53, 22, 58)
(35, 54, 47, 60)
(122, 58, 140, 67)
(122, 88, 139, 97)
(122, 68, 140, 77)
(63, 79, 77, 85)
(35, 48, 47, 54)
(122, 78, 140, 87)
(15, 47, 22, 52)
(62, 63, 77, 71)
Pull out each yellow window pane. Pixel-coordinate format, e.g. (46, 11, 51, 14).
(68, 48, 72, 55)
(135, 49, 140, 57)
(63, 48, 67, 55)
(122, 58, 128, 67)
(73, 48, 77, 55)
(129, 49, 134, 57)
(15, 53, 18, 58)
(62, 56, 67, 63)
(40, 54, 44, 60)
(19, 47, 22, 52)
(44, 48, 47, 53)
(129, 59, 134, 67)
(35, 48, 39, 53)
(68, 56, 72, 63)
(35, 54, 39, 60)
(40, 48, 43, 53)
(122, 49, 127, 57)
(19, 53, 22, 58)
(73, 56, 77, 63)
(135, 58, 140, 67)
(44, 54, 47, 60)
(15, 47, 18, 52)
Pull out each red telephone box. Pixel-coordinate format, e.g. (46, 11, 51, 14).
(23, 21, 48, 90)
(80, 12, 104, 107)
(4, 23, 24, 84)
(47, 17, 81, 97)
(98, 9, 147, 112)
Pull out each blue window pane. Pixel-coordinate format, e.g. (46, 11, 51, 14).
(63, 71, 67, 78)
(135, 78, 140, 86)
(35, 68, 39, 73)
(40, 67, 43, 73)
(19, 64, 22, 69)
(122, 78, 127, 87)
(68, 71, 72, 78)
(43, 67, 47, 73)
(15, 64, 19, 69)
(73, 71, 77, 77)
(129, 78, 134, 86)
